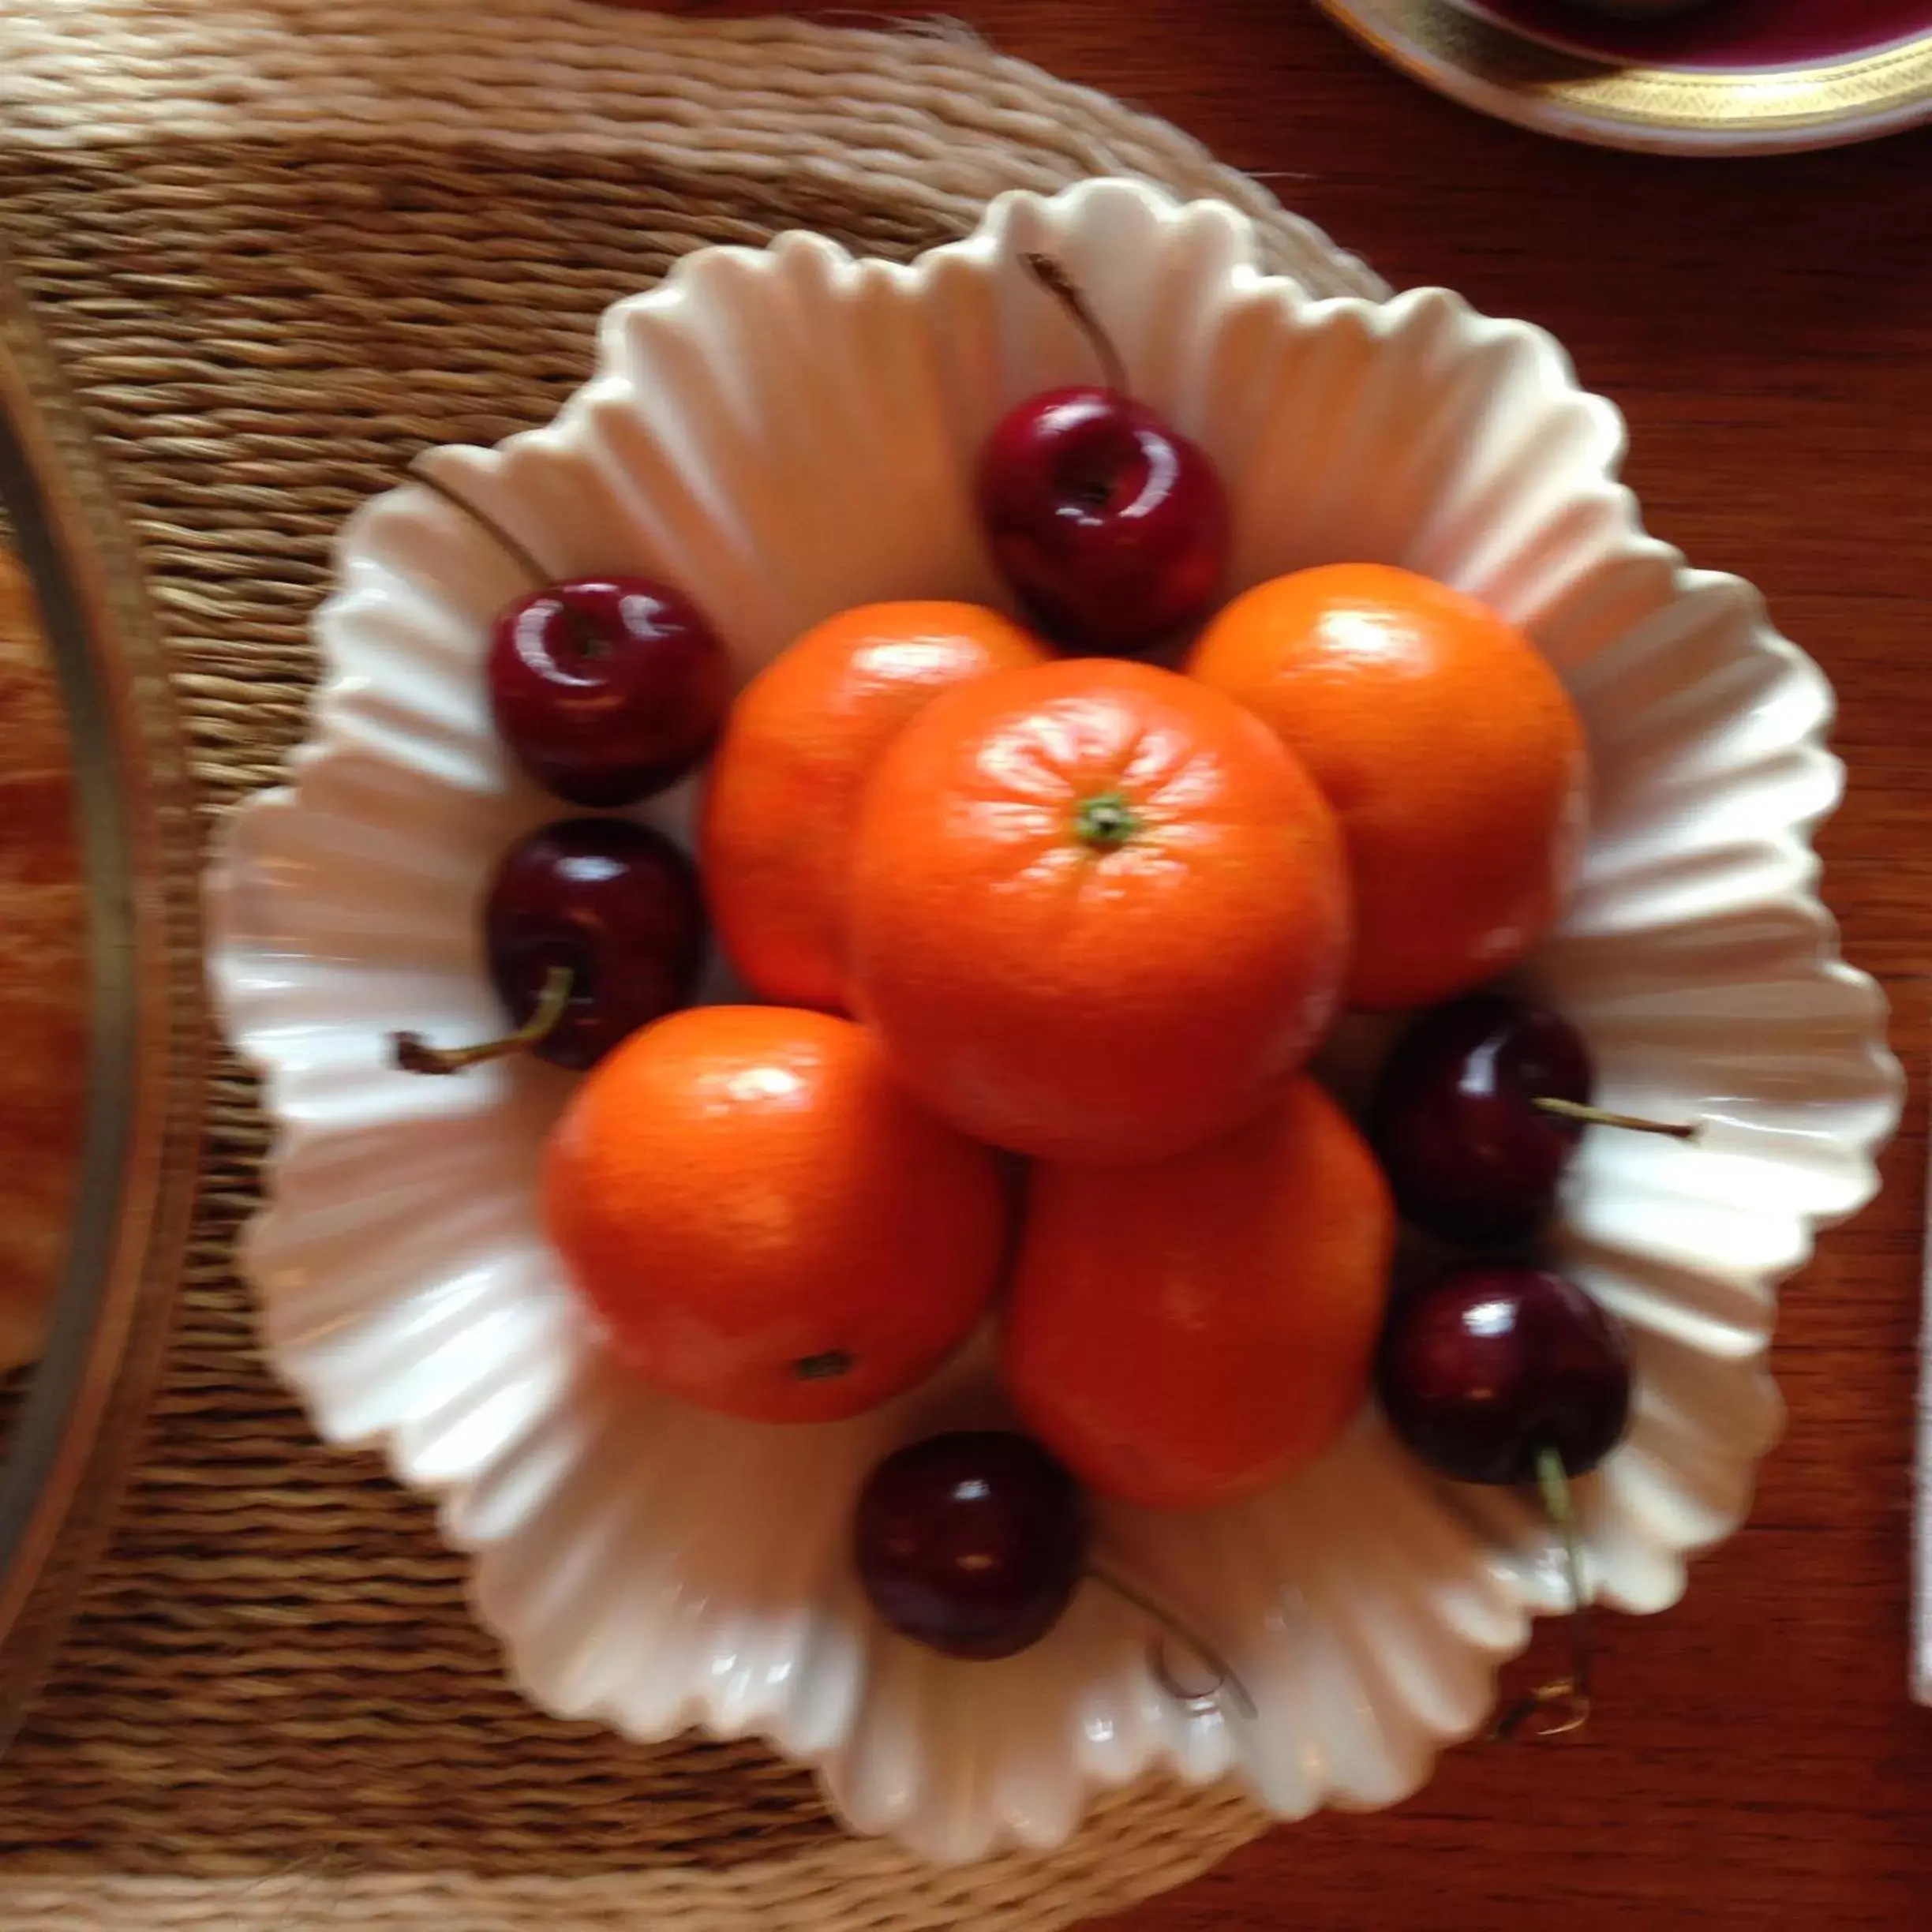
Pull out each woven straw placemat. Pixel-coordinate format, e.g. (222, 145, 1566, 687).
(0, 6, 1387, 1925)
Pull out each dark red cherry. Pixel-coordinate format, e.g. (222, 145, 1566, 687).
(855, 1431, 1087, 1661)
(489, 577, 732, 808)
(1377, 1264, 1632, 1486)
(394, 818, 705, 1076)
(1374, 994, 1589, 1245)
(1372, 993, 1694, 1246)
(977, 256, 1228, 657)
(408, 460, 732, 810)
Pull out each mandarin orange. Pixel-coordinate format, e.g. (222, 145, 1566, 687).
(846, 657, 1350, 1164)
(1187, 564, 1588, 1010)
(541, 1005, 1007, 1423)
(702, 601, 1048, 1010)
(1002, 1074, 1393, 1510)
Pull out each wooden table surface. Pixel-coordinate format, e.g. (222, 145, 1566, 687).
(664, 4, 1932, 1925)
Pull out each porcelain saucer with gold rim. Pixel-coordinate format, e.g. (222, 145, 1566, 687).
(1317, 0, 1932, 154)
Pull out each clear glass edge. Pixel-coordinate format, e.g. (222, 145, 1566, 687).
(0, 263, 204, 1739)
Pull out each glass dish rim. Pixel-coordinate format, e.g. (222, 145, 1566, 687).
(0, 267, 204, 1741)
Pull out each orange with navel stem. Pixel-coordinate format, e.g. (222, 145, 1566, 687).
(541, 1005, 1008, 1424)
(846, 657, 1351, 1165)
(1002, 1075, 1394, 1510)
(1187, 564, 1589, 1011)
(702, 601, 1050, 1010)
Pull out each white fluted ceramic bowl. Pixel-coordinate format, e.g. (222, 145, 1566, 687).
(206, 178, 1902, 1863)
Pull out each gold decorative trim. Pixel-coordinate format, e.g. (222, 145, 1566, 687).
(1318, 1, 1932, 148)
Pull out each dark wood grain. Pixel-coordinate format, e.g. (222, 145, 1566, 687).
(674, 5, 1932, 1921)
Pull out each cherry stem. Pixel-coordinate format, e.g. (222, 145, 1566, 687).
(1532, 1095, 1699, 1141)
(392, 964, 573, 1076)
(1088, 1563, 1257, 1721)
(1022, 253, 1130, 397)
(409, 459, 611, 659)
(1492, 1445, 1593, 1743)
(407, 457, 554, 592)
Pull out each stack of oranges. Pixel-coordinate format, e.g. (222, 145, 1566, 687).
(543, 565, 1588, 1511)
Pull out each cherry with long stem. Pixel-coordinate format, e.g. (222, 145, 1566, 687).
(1372, 994, 1705, 1245)
(415, 447, 729, 811)
(854, 1431, 1254, 1707)
(980, 253, 1229, 657)
(410, 459, 608, 660)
